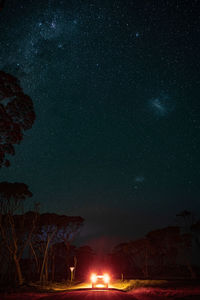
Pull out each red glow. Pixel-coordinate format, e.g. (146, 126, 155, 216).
(90, 273, 110, 288)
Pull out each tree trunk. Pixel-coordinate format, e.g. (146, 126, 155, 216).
(45, 256, 48, 282)
(13, 255, 23, 285)
(186, 259, 196, 279)
(40, 242, 49, 283)
(40, 231, 56, 283)
(51, 254, 55, 282)
(145, 247, 148, 278)
(73, 256, 77, 280)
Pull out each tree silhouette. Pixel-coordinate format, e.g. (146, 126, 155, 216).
(0, 182, 33, 285)
(112, 225, 196, 279)
(30, 213, 84, 283)
(176, 210, 195, 228)
(191, 220, 200, 249)
(75, 245, 95, 280)
(0, 0, 5, 11)
(0, 71, 35, 167)
(111, 242, 134, 279)
(0, 181, 32, 213)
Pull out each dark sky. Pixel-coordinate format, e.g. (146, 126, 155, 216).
(0, 0, 200, 251)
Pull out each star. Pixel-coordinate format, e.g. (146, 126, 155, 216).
(50, 21, 56, 29)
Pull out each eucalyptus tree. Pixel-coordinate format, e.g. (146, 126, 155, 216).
(0, 182, 35, 285)
(0, 71, 35, 167)
(30, 213, 84, 283)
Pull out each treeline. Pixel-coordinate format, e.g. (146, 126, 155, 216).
(0, 182, 84, 286)
(0, 69, 92, 287)
(0, 71, 87, 286)
(1, 182, 199, 285)
(109, 213, 200, 279)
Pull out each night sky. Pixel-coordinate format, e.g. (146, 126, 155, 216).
(0, 0, 200, 251)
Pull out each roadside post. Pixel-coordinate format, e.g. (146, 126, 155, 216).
(70, 266, 75, 282)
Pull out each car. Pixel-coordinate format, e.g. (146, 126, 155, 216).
(91, 273, 110, 289)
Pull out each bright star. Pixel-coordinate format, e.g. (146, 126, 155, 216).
(50, 21, 56, 29)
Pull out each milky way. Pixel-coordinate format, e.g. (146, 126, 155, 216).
(0, 0, 200, 249)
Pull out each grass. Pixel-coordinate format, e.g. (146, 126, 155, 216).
(110, 279, 168, 291)
(4, 278, 199, 294)
(29, 279, 168, 292)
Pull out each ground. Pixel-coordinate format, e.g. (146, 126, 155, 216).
(1, 280, 200, 300)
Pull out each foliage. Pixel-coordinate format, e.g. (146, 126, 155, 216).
(0, 182, 32, 213)
(191, 220, 200, 249)
(111, 226, 195, 279)
(30, 213, 84, 283)
(0, 0, 5, 12)
(0, 71, 35, 167)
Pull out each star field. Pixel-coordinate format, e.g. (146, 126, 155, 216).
(0, 0, 200, 249)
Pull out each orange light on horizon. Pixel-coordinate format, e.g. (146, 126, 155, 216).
(95, 284, 105, 288)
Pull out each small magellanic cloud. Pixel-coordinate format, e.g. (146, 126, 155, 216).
(134, 175, 145, 183)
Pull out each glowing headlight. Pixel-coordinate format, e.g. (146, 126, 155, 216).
(103, 274, 110, 283)
(91, 273, 97, 283)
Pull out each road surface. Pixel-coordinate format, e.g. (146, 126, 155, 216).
(42, 289, 136, 299)
(2, 288, 200, 300)
(1, 289, 136, 300)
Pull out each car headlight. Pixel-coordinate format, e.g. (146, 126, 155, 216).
(103, 274, 110, 283)
(91, 273, 97, 283)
